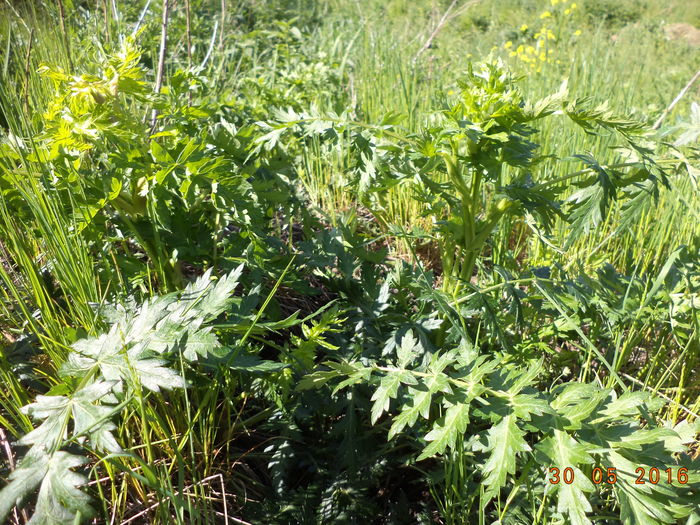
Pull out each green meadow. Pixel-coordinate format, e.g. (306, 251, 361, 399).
(0, 0, 698, 523)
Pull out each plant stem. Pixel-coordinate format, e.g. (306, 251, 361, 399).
(150, 0, 170, 130)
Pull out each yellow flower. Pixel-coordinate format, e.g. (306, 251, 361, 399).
(551, 0, 559, 4)
(520, 24, 529, 31)
(574, 29, 582, 36)
(564, 8, 571, 14)
(526, 45, 536, 54)
(540, 11, 552, 19)
(504, 41, 513, 49)
(571, 2, 577, 8)
(539, 52, 547, 61)
(517, 44, 524, 54)
(447, 90, 454, 96)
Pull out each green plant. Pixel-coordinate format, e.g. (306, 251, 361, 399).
(0, 266, 254, 523)
(302, 332, 700, 524)
(263, 60, 685, 300)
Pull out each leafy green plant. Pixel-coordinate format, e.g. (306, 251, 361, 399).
(0, 266, 254, 523)
(301, 332, 700, 524)
(260, 60, 685, 300)
(3, 35, 303, 293)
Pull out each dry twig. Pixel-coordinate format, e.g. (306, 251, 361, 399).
(150, 0, 170, 131)
(653, 69, 700, 130)
(412, 0, 481, 65)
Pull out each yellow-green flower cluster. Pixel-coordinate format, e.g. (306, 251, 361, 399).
(503, 0, 580, 73)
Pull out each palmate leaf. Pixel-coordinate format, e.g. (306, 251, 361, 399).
(550, 383, 610, 430)
(575, 391, 699, 525)
(18, 380, 120, 453)
(370, 370, 417, 424)
(481, 414, 531, 498)
(618, 169, 662, 228)
(418, 399, 470, 460)
(0, 449, 93, 525)
(536, 430, 596, 525)
(30, 451, 94, 525)
(396, 330, 420, 368)
(63, 324, 186, 392)
(388, 384, 433, 439)
(388, 373, 449, 440)
(179, 265, 244, 320)
(564, 98, 647, 135)
(1, 267, 246, 523)
(607, 450, 681, 525)
(0, 449, 50, 522)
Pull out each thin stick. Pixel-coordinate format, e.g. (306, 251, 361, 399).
(185, 0, 192, 105)
(22, 29, 34, 117)
(413, 0, 481, 65)
(3, 0, 30, 34)
(132, 0, 152, 36)
(102, 0, 111, 42)
(185, 0, 192, 68)
(56, 0, 73, 70)
(412, 0, 481, 61)
(219, 0, 225, 50)
(413, 0, 457, 64)
(200, 20, 218, 69)
(150, 0, 170, 131)
(652, 69, 700, 130)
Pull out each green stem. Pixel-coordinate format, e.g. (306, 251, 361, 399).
(532, 159, 680, 191)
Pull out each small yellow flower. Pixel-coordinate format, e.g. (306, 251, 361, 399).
(447, 90, 454, 96)
(539, 52, 547, 61)
(564, 8, 571, 14)
(504, 41, 513, 49)
(509, 51, 517, 57)
(540, 11, 552, 19)
(520, 24, 529, 31)
(526, 45, 536, 54)
(574, 29, 582, 36)
(517, 44, 524, 54)
(551, 0, 559, 5)
(571, 2, 577, 8)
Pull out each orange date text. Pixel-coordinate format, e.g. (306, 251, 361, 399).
(547, 467, 688, 485)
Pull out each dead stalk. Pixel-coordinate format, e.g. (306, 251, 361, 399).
(412, 0, 480, 65)
(56, 0, 73, 70)
(150, 0, 170, 131)
(22, 29, 34, 116)
(102, 0, 111, 42)
(219, 0, 225, 50)
(185, 0, 192, 105)
(652, 69, 700, 130)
